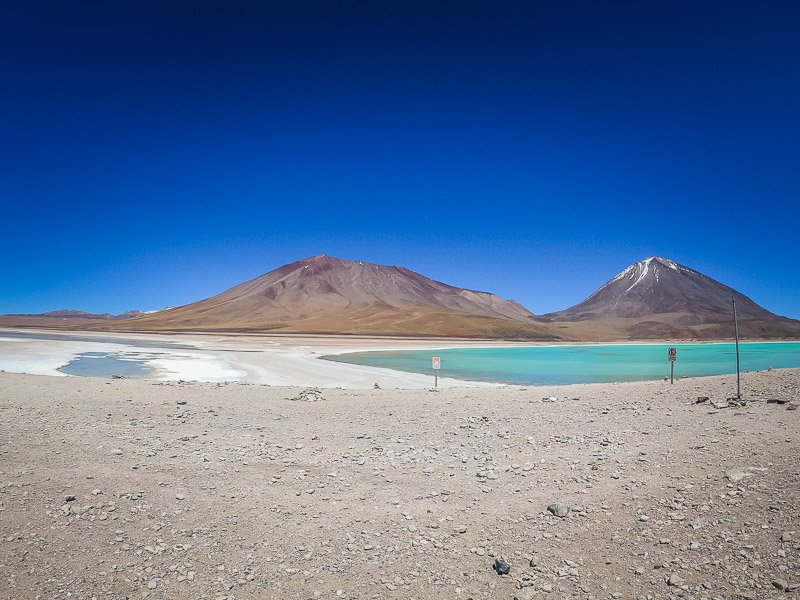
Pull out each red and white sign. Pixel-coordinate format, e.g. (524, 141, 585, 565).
(432, 357, 441, 370)
(668, 347, 677, 362)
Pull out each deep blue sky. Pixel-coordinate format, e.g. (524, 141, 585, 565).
(2, 1, 799, 319)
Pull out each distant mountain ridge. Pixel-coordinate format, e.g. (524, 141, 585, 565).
(2, 255, 798, 340)
(0, 309, 151, 327)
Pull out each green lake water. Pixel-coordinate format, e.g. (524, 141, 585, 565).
(323, 342, 800, 386)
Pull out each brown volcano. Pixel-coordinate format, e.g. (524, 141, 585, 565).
(537, 257, 800, 339)
(98, 255, 555, 338)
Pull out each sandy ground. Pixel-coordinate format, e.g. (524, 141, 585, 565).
(0, 366, 798, 600)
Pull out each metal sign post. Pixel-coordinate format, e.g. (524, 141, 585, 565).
(668, 347, 677, 384)
(733, 296, 741, 399)
(432, 357, 440, 388)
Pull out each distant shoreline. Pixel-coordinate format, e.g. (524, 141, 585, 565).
(1, 327, 799, 388)
(3, 325, 798, 344)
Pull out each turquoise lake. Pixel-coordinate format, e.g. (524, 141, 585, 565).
(323, 342, 800, 386)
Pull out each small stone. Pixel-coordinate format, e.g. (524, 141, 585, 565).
(175, 494, 185, 500)
(667, 573, 685, 587)
(772, 579, 788, 590)
(112, 449, 123, 455)
(547, 503, 570, 518)
(65, 495, 76, 502)
(147, 580, 157, 590)
(780, 532, 792, 542)
(493, 558, 510, 575)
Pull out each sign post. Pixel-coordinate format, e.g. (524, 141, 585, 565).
(733, 296, 741, 399)
(432, 357, 440, 388)
(668, 347, 677, 384)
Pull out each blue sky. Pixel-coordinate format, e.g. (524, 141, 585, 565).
(2, 1, 799, 319)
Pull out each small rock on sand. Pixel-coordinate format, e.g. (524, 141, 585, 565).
(547, 503, 570, 518)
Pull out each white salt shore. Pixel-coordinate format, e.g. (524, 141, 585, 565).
(0, 329, 500, 388)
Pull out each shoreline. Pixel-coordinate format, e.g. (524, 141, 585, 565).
(1, 327, 799, 388)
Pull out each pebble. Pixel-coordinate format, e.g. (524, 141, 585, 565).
(547, 503, 570, 518)
(667, 573, 685, 587)
(493, 557, 510, 575)
(667, 573, 686, 587)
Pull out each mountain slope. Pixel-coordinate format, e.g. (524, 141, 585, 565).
(538, 257, 800, 339)
(99, 255, 555, 338)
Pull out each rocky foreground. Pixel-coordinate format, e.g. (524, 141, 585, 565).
(0, 369, 798, 600)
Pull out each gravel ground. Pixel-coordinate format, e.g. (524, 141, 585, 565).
(0, 368, 798, 600)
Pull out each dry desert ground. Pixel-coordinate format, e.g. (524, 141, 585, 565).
(0, 367, 798, 600)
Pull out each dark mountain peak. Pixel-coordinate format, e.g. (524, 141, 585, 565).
(547, 256, 778, 322)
